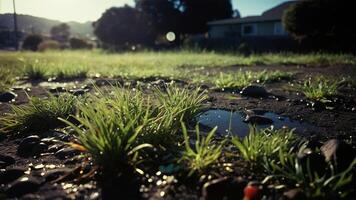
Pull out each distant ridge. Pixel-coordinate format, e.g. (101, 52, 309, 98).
(0, 13, 94, 37)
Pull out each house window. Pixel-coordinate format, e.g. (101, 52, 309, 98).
(241, 24, 257, 36)
(274, 22, 286, 35)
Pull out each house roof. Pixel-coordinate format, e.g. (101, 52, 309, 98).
(207, 1, 297, 26)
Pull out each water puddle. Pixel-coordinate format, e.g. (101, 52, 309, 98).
(196, 109, 317, 137)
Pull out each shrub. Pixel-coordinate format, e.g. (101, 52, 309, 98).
(22, 34, 43, 51)
(69, 37, 93, 49)
(37, 40, 60, 52)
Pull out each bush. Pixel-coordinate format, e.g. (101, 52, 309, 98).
(69, 37, 93, 49)
(37, 40, 60, 52)
(22, 34, 43, 51)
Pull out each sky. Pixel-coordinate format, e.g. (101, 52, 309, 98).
(0, 0, 291, 23)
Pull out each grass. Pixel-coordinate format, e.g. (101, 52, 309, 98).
(146, 86, 208, 145)
(55, 68, 88, 79)
(300, 77, 340, 100)
(62, 89, 153, 173)
(0, 50, 355, 81)
(60, 85, 208, 173)
(231, 126, 298, 164)
(23, 64, 48, 80)
(0, 93, 77, 133)
(263, 144, 356, 199)
(205, 70, 293, 89)
(179, 123, 224, 176)
(232, 126, 355, 199)
(0, 67, 16, 93)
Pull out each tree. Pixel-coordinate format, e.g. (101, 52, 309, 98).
(69, 37, 93, 49)
(179, 0, 233, 34)
(94, 5, 155, 48)
(22, 34, 43, 51)
(135, 0, 182, 36)
(50, 23, 71, 43)
(283, 0, 356, 50)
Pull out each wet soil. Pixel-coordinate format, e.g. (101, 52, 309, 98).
(0, 64, 355, 199)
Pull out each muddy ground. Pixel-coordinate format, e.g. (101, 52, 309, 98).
(0, 65, 355, 199)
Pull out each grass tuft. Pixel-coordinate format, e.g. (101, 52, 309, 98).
(62, 89, 153, 173)
(233, 126, 355, 199)
(231, 126, 298, 164)
(179, 123, 224, 176)
(23, 64, 47, 80)
(213, 70, 293, 89)
(0, 67, 16, 92)
(0, 93, 77, 133)
(61, 85, 207, 173)
(300, 77, 340, 100)
(55, 68, 88, 79)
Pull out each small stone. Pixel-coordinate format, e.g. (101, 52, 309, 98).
(49, 87, 66, 93)
(17, 135, 41, 156)
(283, 188, 306, 200)
(0, 167, 25, 184)
(202, 176, 246, 200)
(297, 148, 326, 176)
(0, 154, 15, 168)
(69, 89, 88, 96)
(40, 137, 59, 145)
(55, 147, 80, 159)
(310, 101, 325, 111)
(6, 176, 41, 197)
(240, 85, 268, 98)
(244, 115, 273, 125)
(321, 139, 355, 171)
(44, 168, 71, 182)
(0, 91, 17, 102)
(245, 109, 268, 116)
(32, 142, 48, 155)
(48, 144, 64, 153)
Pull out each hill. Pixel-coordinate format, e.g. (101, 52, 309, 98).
(0, 14, 94, 37)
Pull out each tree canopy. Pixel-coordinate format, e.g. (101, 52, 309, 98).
(94, 6, 155, 48)
(50, 23, 70, 43)
(283, 0, 356, 40)
(94, 0, 234, 48)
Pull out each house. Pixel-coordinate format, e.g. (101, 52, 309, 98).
(207, 1, 297, 51)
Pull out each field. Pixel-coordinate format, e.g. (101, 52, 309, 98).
(0, 50, 355, 199)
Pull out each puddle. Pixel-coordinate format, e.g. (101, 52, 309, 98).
(196, 109, 317, 137)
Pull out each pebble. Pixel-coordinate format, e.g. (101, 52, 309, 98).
(6, 176, 41, 197)
(244, 115, 273, 125)
(245, 109, 268, 115)
(0, 154, 15, 168)
(55, 147, 80, 159)
(44, 168, 71, 182)
(0, 167, 26, 184)
(31, 142, 48, 155)
(240, 85, 268, 98)
(202, 176, 246, 200)
(0, 91, 17, 102)
(69, 89, 88, 96)
(17, 135, 41, 156)
(297, 148, 326, 176)
(49, 87, 66, 93)
(321, 139, 355, 171)
(283, 188, 306, 200)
